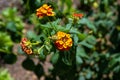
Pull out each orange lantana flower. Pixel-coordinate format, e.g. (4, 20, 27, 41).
(36, 4, 55, 18)
(20, 38, 33, 55)
(54, 31, 73, 51)
(73, 13, 83, 18)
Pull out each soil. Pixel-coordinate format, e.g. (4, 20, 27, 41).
(4, 55, 39, 80)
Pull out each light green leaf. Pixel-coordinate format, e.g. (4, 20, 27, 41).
(79, 18, 96, 32)
(6, 22, 16, 32)
(51, 52, 59, 64)
(76, 56, 83, 65)
(76, 45, 88, 58)
(79, 35, 96, 48)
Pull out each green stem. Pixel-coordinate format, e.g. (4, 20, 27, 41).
(53, 16, 56, 20)
(31, 41, 40, 45)
(0, 49, 10, 54)
(38, 45, 44, 54)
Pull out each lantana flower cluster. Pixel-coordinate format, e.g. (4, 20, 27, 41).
(36, 4, 55, 18)
(20, 38, 33, 54)
(54, 31, 73, 51)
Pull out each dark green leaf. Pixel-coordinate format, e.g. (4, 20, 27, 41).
(62, 52, 72, 66)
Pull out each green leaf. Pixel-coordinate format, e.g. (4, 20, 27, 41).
(78, 75, 85, 80)
(66, 23, 72, 30)
(6, 22, 16, 32)
(76, 56, 83, 65)
(0, 32, 13, 49)
(79, 18, 96, 32)
(22, 57, 35, 71)
(62, 52, 72, 66)
(70, 27, 80, 34)
(73, 34, 79, 45)
(85, 70, 92, 79)
(80, 41, 94, 48)
(39, 49, 46, 60)
(109, 56, 120, 69)
(79, 35, 96, 49)
(26, 30, 37, 39)
(0, 68, 13, 80)
(2, 7, 16, 19)
(65, 0, 72, 11)
(51, 52, 59, 64)
(17, 45, 25, 54)
(45, 45, 51, 52)
(77, 33, 87, 41)
(113, 66, 120, 73)
(76, 45, 88, 58)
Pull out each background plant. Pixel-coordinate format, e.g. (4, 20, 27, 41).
(0, 68, 14, 80)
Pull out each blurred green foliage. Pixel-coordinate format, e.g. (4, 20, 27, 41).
(0, 7, 24, 42)
(0, 32, 13, 53)
(0, 68, 14, 80)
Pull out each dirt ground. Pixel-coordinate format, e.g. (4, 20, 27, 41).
(4, 55, 39, 80)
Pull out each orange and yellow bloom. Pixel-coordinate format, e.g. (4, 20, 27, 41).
(73, 13, 83, 18)
(20, 38, 33, 54)
(36, 4, 55, 18)
(54, 31, 73, 51)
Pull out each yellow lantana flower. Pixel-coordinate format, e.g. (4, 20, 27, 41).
(54, 31, 73, 51)
(36, 4, 55, 18)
